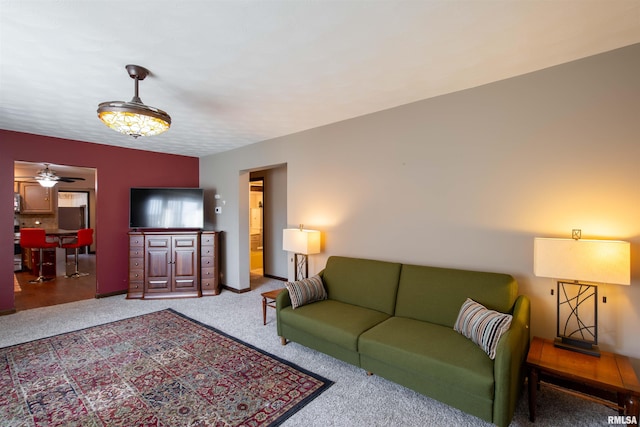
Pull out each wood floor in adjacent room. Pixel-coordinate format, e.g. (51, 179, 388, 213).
(13, 254, 96, 311)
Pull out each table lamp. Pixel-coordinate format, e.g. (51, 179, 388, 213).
(533, 230, 630, 356)
(283, 225, 321, 281)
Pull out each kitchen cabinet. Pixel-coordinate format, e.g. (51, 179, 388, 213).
(19, 183, 54, 214)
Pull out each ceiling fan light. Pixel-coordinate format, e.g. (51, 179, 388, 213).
(36, 177, 57, 187)
(97, 65, 171, 139)
(97, 102, 171, 138)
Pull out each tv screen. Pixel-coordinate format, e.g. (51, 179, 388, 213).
(130, 188, 204, 229)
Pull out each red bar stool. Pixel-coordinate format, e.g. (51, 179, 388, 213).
(19, 228, 59, 283)
(61, 228, 94, 278)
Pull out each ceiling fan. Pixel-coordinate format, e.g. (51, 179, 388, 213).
(15, 164, 86, 187)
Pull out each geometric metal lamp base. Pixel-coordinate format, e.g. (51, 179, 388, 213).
(293, 253, 309, 281)
(555, 280, 600, 358)
(554, 337, 600, 357)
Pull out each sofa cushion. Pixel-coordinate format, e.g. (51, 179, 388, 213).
(279, 299, 390, 351)
(394, 264, 517, 328)
(359, 316, 495, 399)
(454, 298, 513, 359)
(321, 256, 402, 315)
(285, 275, 327, 309)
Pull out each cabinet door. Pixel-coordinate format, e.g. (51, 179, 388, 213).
(172, 235, 198, 293)
(20, 183, 54, 213)
(145, 235, 171, 293)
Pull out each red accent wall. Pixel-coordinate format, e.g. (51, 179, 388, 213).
(0, 130, 200, 313)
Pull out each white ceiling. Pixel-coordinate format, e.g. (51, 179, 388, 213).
(1, 1, 639, 158)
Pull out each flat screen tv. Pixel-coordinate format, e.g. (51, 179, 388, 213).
(129, 188, 204, 229)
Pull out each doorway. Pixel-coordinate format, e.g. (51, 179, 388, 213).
(249, 179, 264, 276)
(13, 161, 97, 311)
(243, 165, 287, 289)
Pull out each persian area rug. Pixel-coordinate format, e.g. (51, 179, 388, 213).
(0, 309, 332, 427)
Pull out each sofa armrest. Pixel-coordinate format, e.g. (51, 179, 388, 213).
(492, 295, 531, 427)
(276, 289, 292, 337)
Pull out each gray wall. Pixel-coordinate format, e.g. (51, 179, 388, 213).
(200, 44, 640, 369)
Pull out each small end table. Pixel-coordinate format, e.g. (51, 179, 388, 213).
(261, 288, 285, 325)
(527, 336, 640, 425)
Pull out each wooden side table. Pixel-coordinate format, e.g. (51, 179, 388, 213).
(261, 288, 285, 325)
(527, 336, 640, 425)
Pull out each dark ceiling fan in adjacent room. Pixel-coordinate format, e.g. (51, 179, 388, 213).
(15, 164, 86, 187)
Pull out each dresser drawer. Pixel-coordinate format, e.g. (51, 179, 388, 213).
(201, 234, 215, 246)
(129, 269, 144, 282)
(201, 267, 216, 279)
(130, 248, 144, 258)
(201, 278, 216, 290)
(201, 278, 219, 296)
(128, 281, 143, 292)
(129, 235, 143, 247)
(201, 245, 216, 257)
(127, 280, 143, 299)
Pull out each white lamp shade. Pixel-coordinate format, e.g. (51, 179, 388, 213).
(534, 238, 630, 285)
(283, 228, 321, 255)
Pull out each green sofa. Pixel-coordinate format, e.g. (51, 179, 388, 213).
(276, 256, 530, 426)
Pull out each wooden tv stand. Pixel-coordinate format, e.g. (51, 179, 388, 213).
(127, 230, 220, 299)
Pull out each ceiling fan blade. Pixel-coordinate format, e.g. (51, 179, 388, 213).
(16, 164, 88, 184)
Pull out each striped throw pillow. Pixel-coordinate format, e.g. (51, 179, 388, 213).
(454, 298, 513, 360)
(285, 275, 327, 309)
